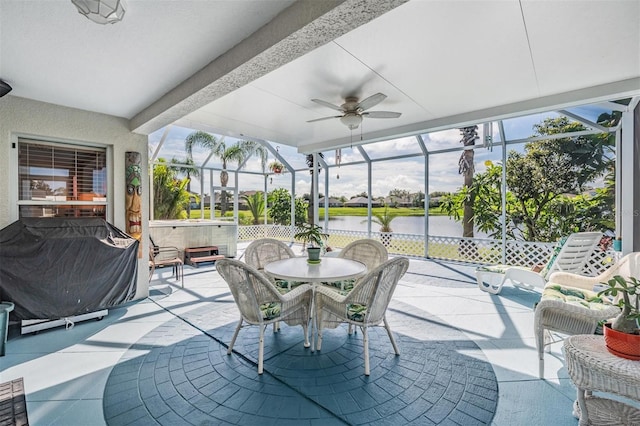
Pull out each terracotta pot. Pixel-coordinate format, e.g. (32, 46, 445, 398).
(603, 323, 640, 360)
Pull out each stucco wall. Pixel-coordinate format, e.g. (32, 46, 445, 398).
(0, 95, 150, 299)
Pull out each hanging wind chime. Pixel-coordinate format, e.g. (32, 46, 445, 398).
(335, 148, 341, 179)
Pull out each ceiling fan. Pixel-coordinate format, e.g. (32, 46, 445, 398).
(307, 92, 401, 130)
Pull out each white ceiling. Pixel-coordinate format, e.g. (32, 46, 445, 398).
(2, 0, 639, 154)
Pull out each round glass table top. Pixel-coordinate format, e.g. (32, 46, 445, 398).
(264, 257, 367, 282)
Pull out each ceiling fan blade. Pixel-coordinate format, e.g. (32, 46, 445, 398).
(363, 111, 402, 118)
(357, 93, 387, 111)
(311, 98, 344, 112)
(307, 115, 341, 123)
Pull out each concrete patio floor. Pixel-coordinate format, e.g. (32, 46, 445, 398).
(1, 242, 630, 425)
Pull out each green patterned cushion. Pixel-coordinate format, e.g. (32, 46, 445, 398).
(260, 302, 282, 320)
(477, 264, 530, 275)
(274, 279, 305, 294)
(347, 303, 367, 322)
(539, 236, 568, 278)
(541, 284, 611, 310)
(323, 279, 356, 295)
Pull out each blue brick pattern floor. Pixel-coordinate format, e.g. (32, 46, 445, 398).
(104, 296, 498, 425)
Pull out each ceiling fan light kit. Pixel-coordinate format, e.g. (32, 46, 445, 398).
(308, 92, 401, 130)
(71, 0, 126, 25)
(340, 113, 363, 130)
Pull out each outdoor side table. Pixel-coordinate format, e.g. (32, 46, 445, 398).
(563, 334, 640, 425)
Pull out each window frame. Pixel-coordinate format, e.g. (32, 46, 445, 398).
(10, 134, 112, 222)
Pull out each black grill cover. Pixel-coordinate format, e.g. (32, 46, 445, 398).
(0, 218, 138, 321)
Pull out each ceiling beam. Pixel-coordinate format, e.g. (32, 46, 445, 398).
(130, 0, 408, 135)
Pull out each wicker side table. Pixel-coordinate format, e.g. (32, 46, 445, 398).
(563, 335, 640, 425)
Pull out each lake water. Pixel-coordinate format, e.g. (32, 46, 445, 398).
(325, 215, 489, 238)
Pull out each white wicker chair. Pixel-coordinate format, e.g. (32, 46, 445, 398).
(216, 258, 312, 374)
(244, 238, 296, 272)
(476, 231, 603, 294)
(533, 253, 640, 378)
(339, 239, 388, 270)
(315, 257, 409, 375)
(244, 238, 303, 294)
(323, 239, 389, 295)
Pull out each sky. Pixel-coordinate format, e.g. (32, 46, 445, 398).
(148, 106, 611, 199)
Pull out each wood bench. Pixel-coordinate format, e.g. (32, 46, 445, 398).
(184, 246, 224, 267)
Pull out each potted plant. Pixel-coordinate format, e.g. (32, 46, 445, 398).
(269, 161, 284, 174)
(294, 223, 328, 263)
(597, 275, 640, 360)
(363, 206, 398, 247)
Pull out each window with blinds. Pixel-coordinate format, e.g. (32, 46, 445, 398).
(17, 139, 108, 219)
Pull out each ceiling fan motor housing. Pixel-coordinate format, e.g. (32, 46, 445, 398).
(341, 97, 361, 111)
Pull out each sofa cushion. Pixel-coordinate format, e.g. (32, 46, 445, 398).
(541, 283, 612, 310)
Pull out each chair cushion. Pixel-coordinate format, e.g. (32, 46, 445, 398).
(541, 283, 612, 310)
(259, 302, 282, 320)
(274, 279, 306, 294)
(323, 279, 356, 295)
(477, 264, 530, 275)
(539, 236, 569, 278)
(346, 303, 367, 322)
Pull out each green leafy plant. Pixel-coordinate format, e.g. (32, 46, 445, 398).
(269, 161, 284, 174)
(294, 223, 328, 248)
(241, 192, 265, 225)
(597, 275, 640, 334)
(366, 207, 399, 233)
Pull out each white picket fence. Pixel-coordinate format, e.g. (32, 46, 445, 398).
(238, 225, 617, 276)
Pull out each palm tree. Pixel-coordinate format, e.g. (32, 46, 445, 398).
(169, 157, 200, 217)
(185, 131, 266, 215)
(365, 206, 399, 247)
(458, 126, 478, 238)
(305, 153, 324, 224)
(241, 192, 266, 225)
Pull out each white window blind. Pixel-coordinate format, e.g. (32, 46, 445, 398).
(17, 139, 108, 219)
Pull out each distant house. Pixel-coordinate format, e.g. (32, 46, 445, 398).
(319, 197, 343, 207)
(384, 195, 413, 207)
(208, 191, 257, 209)
(344, 196, 383, 207)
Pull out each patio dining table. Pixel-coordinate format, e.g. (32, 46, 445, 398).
(263, 256, 367, 284)
(264, 256, 367, 350)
